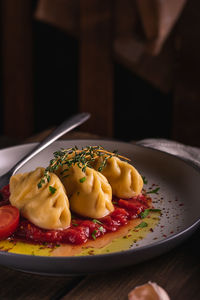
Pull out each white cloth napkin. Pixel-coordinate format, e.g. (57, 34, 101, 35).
(136, 138, 200, 168)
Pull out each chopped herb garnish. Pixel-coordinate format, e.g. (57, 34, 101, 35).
(37, 182, 42, 189)
(140, 208, 161, 219)
(92, 219, 103, 225)
(146, 187, 160, 194)
(140, 209, 150, 219)
(91, 230, 97, 240)
(112, 201, 118, 205)
(98, 226, 104, 232)
(37, 146, 130, 188)
(135, 221, 148, 228)
(79, 177, 86, 183)
(49, 186, 57, 194)
(142, 176, 148, 184)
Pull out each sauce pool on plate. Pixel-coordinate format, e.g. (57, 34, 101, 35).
(0, 185, 161, 256)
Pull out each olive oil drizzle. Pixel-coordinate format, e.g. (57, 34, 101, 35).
(0, 211, 161, 257)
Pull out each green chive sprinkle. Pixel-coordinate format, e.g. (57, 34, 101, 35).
(37, 146, 128, 188)
(49, 186, 57, 194)
(140, 209, 150, 219)
(91, 230, 97, 240)
(142, 176, 148, 184)
(79, 177, 86, 183)
(98, 226, 104, 232)
(146, 187, 160, 194)
(135, 221, 148, 228)
(92, 219, 103, 225)
(140, 208, 161, 219)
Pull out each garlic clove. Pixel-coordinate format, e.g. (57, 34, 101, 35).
(128, 281, 170, 300)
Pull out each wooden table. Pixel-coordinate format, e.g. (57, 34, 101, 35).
(0, 131, 200, 300)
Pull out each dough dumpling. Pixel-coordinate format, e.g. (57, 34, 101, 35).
(93, 156, 143, 199)
(56, 164, 114, 218)
(9, 167, 71, 230)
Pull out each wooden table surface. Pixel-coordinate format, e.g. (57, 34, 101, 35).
(0, 131, 200, 300)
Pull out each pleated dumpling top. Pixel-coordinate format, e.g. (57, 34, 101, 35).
(93, 156, 143, 199)
(56, 164, 114, 219)
(9, 167, 71, 230)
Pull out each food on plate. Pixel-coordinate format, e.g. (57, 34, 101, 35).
(0, 145, 161, 256)
(92, 155, 143, 198)
(128, 281, 170, 300)
(9, 167, 71, 230)
(56, 163, 113, 218)
(0, 205, 19, 239)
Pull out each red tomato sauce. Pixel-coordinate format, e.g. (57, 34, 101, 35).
(0, 185, 151, 246)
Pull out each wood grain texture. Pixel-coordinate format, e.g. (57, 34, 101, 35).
(1, 0, 34, 138)
(172, 0, 200, 147)
(0, 265, 83, 300)
(79, 0, 114, 137)
(114, 35, 176, 93)
(61, 228, 200, 300)
(35, 0, 80, 37)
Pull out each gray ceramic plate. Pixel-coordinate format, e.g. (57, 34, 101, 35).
(0, 140, 200, 276)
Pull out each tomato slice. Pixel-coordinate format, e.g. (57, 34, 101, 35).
(0, 205, 20, 239)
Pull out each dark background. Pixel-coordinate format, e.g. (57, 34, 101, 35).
(33, 21, 172, 141)
(1, 0, 199, 146)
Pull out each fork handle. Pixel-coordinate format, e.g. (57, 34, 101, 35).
(11, 113, 90, 175)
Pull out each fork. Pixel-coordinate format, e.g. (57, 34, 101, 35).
(0, 112, 90, 189)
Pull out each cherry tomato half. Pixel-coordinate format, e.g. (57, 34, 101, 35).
(0, 205, 20, 239)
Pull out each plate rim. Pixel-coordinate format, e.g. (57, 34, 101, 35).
(0, 139, 200, 261)
(1, 138, 200, 174)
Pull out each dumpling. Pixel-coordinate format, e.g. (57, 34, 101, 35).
(56, 164, 114, 219)
(9, 167, 71, 230)
(93, 156, 143, 199)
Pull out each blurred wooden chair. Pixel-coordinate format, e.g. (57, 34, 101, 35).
(34, 0, 187, 137)
(1, 0, 34, 139)
(4, 0, 200, 147)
